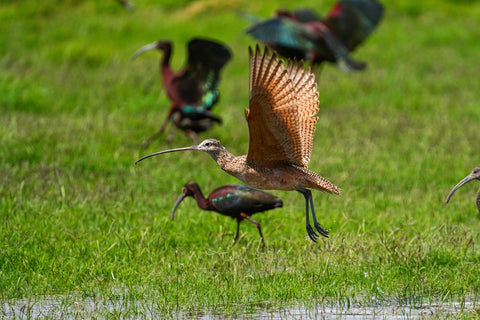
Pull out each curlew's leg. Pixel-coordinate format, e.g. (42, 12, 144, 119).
(240, 213, 265, 245)
(297, 188, 318, 242)
(307, 190, 329, 238)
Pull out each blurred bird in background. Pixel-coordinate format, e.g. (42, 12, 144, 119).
(245, 0, 384, 72)
(132, 38, 232, 147)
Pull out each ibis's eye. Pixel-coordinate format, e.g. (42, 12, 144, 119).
(205, 142, 211, 147)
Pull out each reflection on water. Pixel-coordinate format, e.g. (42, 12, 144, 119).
(2, 295, 478, 319)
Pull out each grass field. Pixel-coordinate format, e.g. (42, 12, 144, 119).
(1, 0, 480, 318)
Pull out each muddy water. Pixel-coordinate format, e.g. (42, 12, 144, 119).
(2, 296, 477, 319)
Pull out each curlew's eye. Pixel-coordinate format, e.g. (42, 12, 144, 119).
(204, 142, 211, 147)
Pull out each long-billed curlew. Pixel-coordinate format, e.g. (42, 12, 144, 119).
(172, 181, 283, 243)
(136, 45, 341, 242)
(445, 166, 480, 212)
(132, 38, 231, 146)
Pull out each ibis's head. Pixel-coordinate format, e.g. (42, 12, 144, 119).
(170, 181, 201, 220)
(445, 166, 480, 204)
(131, 40, 172, 60)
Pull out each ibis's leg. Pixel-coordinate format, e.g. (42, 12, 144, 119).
(141, 118, 169, 148)
(165, 114, 183, 144)
(185, 129, 199, 144)
(165, 125, 178, 144)
(297, 188, 318, 242)
(234, 219, 241, 242)
(141, 129, 163, 148)
(306, 189, 329, 238)
(313, 64, 324, 85)
(476, 190, 480, 213)
(240, 213, 265, 245)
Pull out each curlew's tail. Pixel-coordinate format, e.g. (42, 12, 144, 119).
(294, 165, 341, 195)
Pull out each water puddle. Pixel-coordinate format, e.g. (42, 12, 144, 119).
(2, 296, 477, 319)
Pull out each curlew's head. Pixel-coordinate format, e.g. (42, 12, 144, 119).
(445, 166, 480, 204)
(135, 138, 227, 165)
(171, 181, 202, 220)
(131, 40, 172, 60)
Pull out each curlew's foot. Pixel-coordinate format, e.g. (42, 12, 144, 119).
(314, 222, 329, 238)
(306, 224, 319, 242)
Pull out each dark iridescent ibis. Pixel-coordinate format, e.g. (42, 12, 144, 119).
(136, 46, 341, 242)
(132, 38, 232, 146)
(246, 0, 384, 71)
(171, 181, 283, 242)
(445, 166, 480, 212)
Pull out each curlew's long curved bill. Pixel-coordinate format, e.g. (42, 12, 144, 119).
(135, 145, 199, 165)
(171, 193, 187, 220)
(131, 42, 158, 60)
(445, 174, 476, 203)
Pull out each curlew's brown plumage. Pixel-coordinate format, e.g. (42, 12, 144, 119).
(446, 166, 480, 213)
(136, 45, 341, 242)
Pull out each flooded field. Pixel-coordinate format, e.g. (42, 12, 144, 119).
(2, 295, 478, 319)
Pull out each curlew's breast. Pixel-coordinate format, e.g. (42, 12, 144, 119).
(236, 166, 314, 191)
(220, 157, 340, 194)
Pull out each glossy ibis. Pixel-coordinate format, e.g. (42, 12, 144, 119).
(446, 166, 480, 212)
(246, 0, 384, 71)
(132, 38, 232, 146)
(172, 181, 283, 242)
(137, 46, 341, 242)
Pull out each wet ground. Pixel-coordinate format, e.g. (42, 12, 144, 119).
(2, 296, 478, 319)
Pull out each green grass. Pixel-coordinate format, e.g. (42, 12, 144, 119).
(1, 0, 480, 318)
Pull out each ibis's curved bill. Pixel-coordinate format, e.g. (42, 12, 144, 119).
(445, 170, 479, 203)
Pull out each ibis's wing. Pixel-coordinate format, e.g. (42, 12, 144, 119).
(291, 8, 322, 22)
(210, 185, 282, 213)
(246, 18, 317, 54)
(326, 0, 384, 50)
(315, 23, 367, 71)
(245, 45, 319, 168)
(178, 38, 232, 107)
(339, 0, 384, 28)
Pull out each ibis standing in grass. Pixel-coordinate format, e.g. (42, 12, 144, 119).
(171, 181, 283, 243)
(132, 38, 231, 146)
(136, 46, 341, 242)
(246, 0, 384, 71)
(446, 166, 480, 212)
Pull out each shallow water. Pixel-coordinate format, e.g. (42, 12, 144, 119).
(2, 296, 477, 319)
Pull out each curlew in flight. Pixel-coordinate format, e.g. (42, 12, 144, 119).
(136, 46, 341, 242)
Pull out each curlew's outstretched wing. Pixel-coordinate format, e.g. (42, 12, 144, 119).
(245, 45, 319, 168)
(178, 38, 232, 108)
